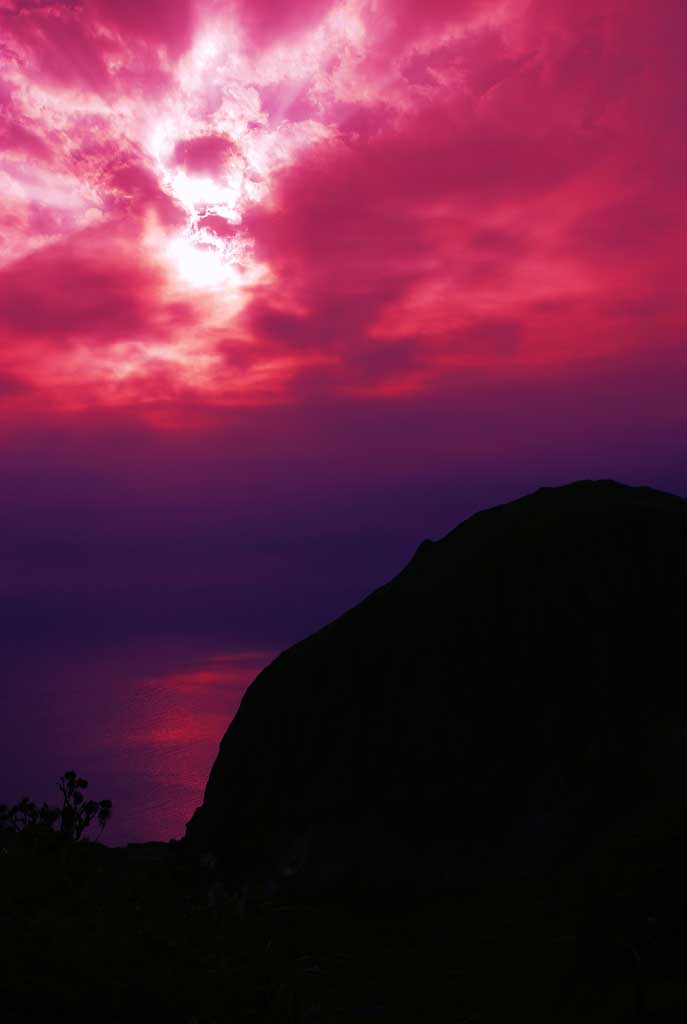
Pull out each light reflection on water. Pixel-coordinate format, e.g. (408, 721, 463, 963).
(103, 650, 272, 844)
(1, 640, 273, 846)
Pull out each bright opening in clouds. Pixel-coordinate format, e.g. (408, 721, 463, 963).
(3, 0, 685, 416)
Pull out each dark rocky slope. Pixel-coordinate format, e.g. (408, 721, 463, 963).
(186, 480, 687, 893)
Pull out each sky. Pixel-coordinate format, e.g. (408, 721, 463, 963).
(1, 0, 687, 838)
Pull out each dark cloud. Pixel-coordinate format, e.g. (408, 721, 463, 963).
(173, 134, 238, 176)
(0, 227, 166, 343)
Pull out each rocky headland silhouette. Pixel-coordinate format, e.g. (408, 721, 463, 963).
(187, 479, 687, 900)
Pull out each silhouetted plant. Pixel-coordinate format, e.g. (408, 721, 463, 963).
(0, 797, 40, 832)
(58, 770, 112, 840)
(0, 771, 112, 841)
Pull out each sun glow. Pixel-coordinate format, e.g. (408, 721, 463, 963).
(141, 21, 335, 298)
(167, 231, 241, 290)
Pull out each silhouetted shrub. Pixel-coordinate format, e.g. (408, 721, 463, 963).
(0, 770, 112, 841)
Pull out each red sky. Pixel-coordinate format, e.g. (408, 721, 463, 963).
(2, 0, 687, 841)
(1, 0, 686, 416)
(1, 0, 687, 638)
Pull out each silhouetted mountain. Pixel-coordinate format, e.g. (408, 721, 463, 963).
(186, 480, 687, 894)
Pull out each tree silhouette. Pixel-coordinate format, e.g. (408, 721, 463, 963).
(58, 771, 112, 840)
(0, 771, 112, 841)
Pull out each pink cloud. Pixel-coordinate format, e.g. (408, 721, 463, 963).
(104, 158, 186, 225)
(0, 0, 685, 413)
(172, 134, 237, 176)
(228, 0, 335, 47)
(89, 0, 196, 55)
(372, 0, 499, 51)
(197, 213, 237, 238)
(0, 226, 166, 343)
(0, 118, 52, 160)
(0, 3, 112, 92)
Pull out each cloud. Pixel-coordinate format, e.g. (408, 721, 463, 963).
(0, 118, 52, 160)
(0, 0, 686, 406)
(104, 158, 186, 225)
(0, 2, 112, 92)
(0, 371, 27, 396)
(0, 226, 165, 343)
(89, 0, 196, 55)
(173, 134, 238, 176)
(229, 0, 336, 48)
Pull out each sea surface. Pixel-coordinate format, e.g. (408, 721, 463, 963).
(1, 636, 273, 845)
(0, 499, 430, 847)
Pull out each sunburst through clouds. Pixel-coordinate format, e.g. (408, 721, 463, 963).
(1, 0, 686, 419)
(0, 1, 359, 407)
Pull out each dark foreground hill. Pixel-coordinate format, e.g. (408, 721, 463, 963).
(187, 480, 687, 897)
